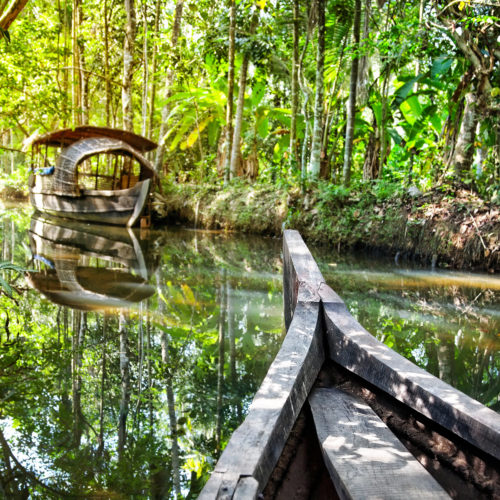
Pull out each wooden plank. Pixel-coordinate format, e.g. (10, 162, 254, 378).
(232, 477, 259, 500)
(309, 388, 450, 500)
(198, 300, 325, 498)
(283, 229, 343, 329)
(322, 301, 500, 461)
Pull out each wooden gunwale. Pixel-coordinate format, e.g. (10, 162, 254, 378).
(200, 229, 500, 499)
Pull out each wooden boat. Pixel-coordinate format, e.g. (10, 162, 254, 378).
(28, 126, 158, 226)
(200, 230, 500, 499)
(26, 214, 157, 311)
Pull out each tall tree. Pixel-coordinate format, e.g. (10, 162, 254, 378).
(122, 0, 136, 132)
(289, 0, 300, 165)
(155, 0, 184, 173)
(229, 7, 260, 180)
(223, 0, 236, 184)
(306, 0, 325, 179)
(148, 0, 162, 140)
(342, 0, 362, 186)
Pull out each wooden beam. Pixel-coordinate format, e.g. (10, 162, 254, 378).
(199, 301, 325, 498)
(322, 300, 500, 461)
(309, 387, 449, 500)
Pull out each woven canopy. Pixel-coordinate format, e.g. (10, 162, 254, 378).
(32, 126, 158, 153)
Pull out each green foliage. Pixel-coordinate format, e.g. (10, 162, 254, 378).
(0, 261, 24, 297)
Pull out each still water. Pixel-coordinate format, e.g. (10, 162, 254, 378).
(0, 205, 498, 498)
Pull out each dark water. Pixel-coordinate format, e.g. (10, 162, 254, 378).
(0, 205, 498, 498)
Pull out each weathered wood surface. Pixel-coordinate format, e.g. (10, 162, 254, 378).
(199, 229, 500, 498)
(32, 125, 158, 152)
(309, 387, 449, 500)
(199, 230, 335, 498)
(322, 300, 500, 461)
(284, 230, 500, 462)
(30, 178, 151, 226)
(199, 301, 324, 499)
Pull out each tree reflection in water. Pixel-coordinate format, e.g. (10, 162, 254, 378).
(0, 208, 498, 497)
(0, 210, 284, 498)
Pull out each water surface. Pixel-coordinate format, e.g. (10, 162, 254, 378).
(0, 205, 498, 498)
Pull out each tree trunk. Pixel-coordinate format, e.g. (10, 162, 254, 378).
(229, 56, 249, 179)
(72, 0, 81, 127)
(223, 0, 236, 184)
(307, 0, 325, 180)
(289, 0, 300, 165)
(141, 1, 149, 137)
(453, 92, 478, 181)
(122, 0, 136, 132)
(103, 0, 111, 127)
(0, 0, 28, 30)
(342, 0, 361, 186)
(148, 0, 162, 141)
(229, 9, 260, 180)
(155, 1, 184, 173)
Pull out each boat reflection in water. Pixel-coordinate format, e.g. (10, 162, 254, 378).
(27, 214, 157, 310)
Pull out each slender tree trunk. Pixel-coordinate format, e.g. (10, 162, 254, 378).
(289, 0, 300, 165)
(229, 56, 249, 179)
(104, 0, 111, 126)
(155, 1, 184, 173)
(223, 0, 236, 184)
(72, 0, 81, 127)
(307, 0, 325, 180)
(378, 66, 390, 178)
(229, 9, 260, 180)
(122, 0, 136, 132)
(141, 1, 149, 137)
(148, 0, 162, 142)
(79, 43, 89, 124)
(453, 92, 478, 181)
(342, 0, 361, 186)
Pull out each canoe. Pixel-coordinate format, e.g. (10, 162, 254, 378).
(26, 214, 156, 311)
(28, 126, 158, 227)
(200, 230, 500, 499)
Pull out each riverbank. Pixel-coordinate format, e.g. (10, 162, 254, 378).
(152, 182, 499, 272)
(2, 179, 497, 272)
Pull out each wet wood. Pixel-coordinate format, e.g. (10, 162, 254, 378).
(309, 387, 449, 500)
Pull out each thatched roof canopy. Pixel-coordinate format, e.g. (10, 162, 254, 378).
(32, 126, 157, 152)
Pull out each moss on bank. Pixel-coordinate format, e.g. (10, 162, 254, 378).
(153, 182, 499, 272)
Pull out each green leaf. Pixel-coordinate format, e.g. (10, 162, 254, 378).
(430, 56, 453, 79)
(257, 116, 268, 138)
(0, 276, 13, 297)
(392, 76, 423, 109)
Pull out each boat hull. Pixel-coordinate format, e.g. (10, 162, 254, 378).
(29, 178, 151, 226)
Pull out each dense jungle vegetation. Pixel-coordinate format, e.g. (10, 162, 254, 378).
(0, 0, 499, 200)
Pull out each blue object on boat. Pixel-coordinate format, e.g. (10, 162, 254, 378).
(33, 254, 55, 269)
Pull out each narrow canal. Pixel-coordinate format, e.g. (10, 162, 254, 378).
(0, 204, 498, 498)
